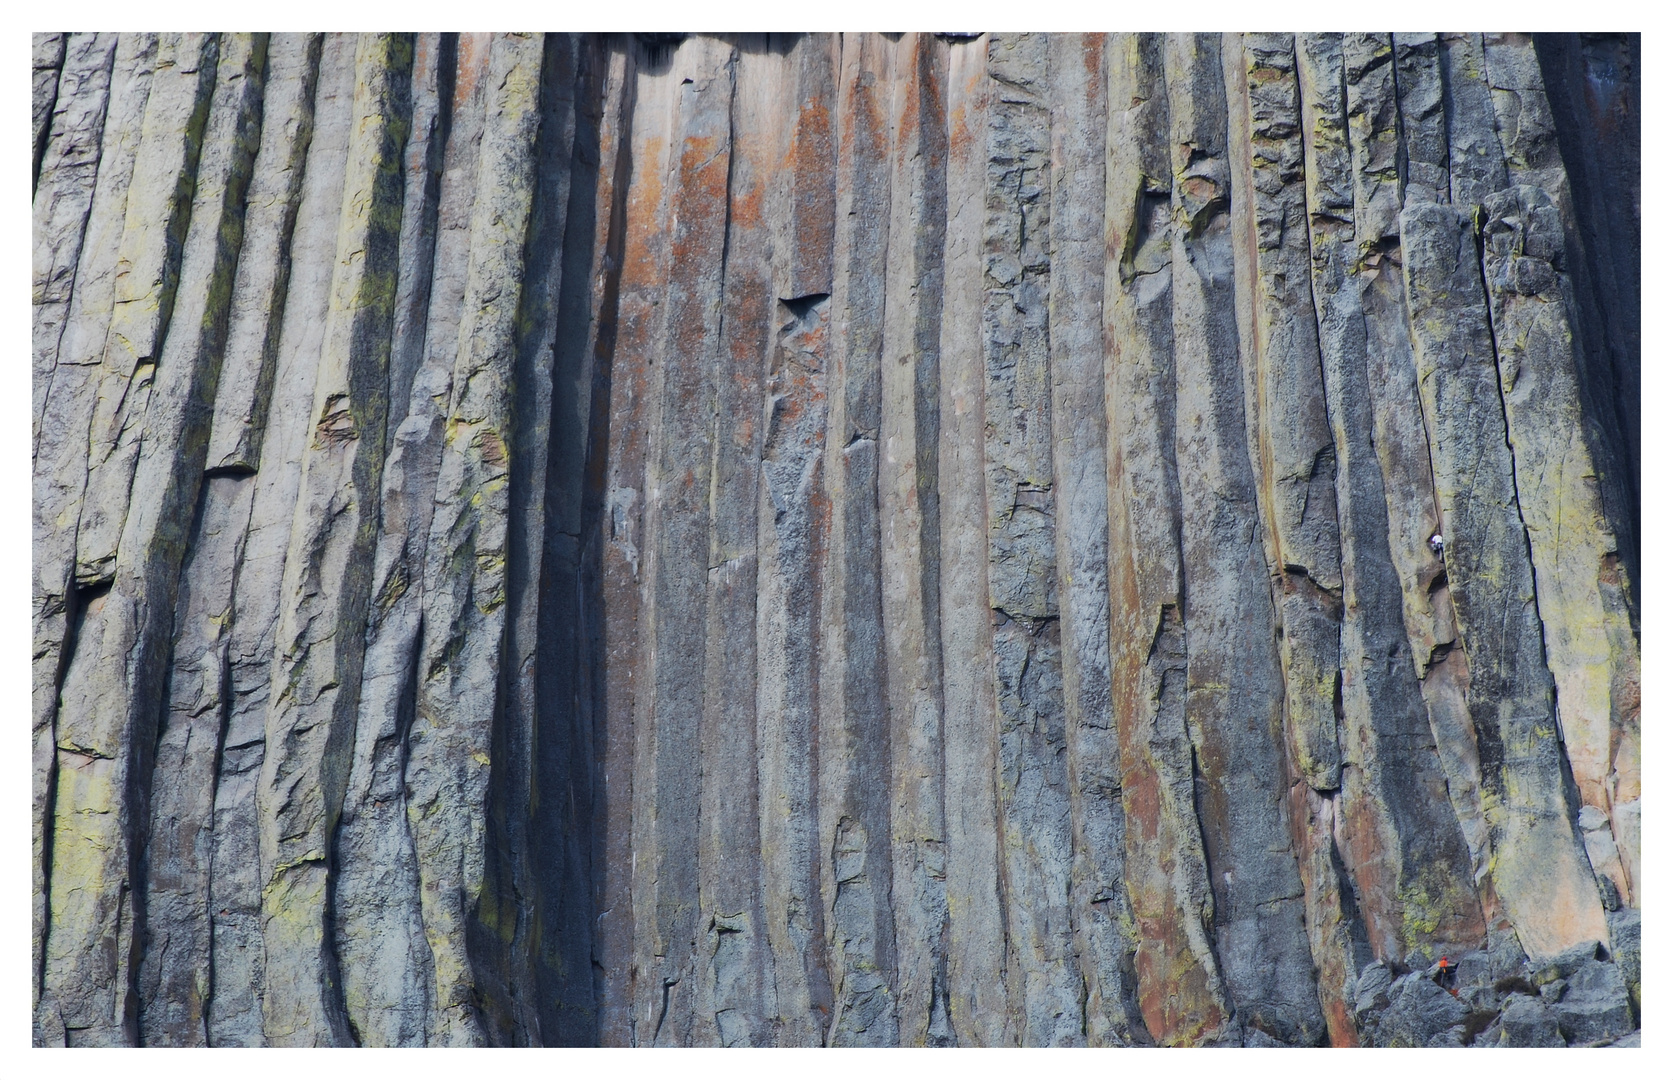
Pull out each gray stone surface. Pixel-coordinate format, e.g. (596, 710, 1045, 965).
(1608, 907, 1641, 1019)
(1499, 994, 1566, 1047)
(1363, 971, 1467, 1047)
(1551, 959, 1635, 1045)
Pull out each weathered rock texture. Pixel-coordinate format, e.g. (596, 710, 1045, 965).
(31, 31, 1640, 1047)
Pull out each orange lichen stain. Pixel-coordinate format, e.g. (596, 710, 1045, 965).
(1136, 914, 1224, 1046)
(476, 429, 508, 473)
(405, 39, 441, 172)
(453, 33, 492, 108)
(731, 412, 756, 450)
(679, 134, 720, 177)
(1325, 999, 1359, 1047)
(1288, 783, 1361, 1047)
(891, 75, 921, 142)
(1341, 790, 1399, 960)
(807, 481, 833, 573)
(619, 141, 666, 288)
(411, 34, 436, 87)
(1123, 759, 1162, 839)
(947, 103, 974, 158)
(730, 181, 763, 231)
(1179, 175, 1222, 208)
(774, 394, 805, 432)
(795, 103, 832, 160)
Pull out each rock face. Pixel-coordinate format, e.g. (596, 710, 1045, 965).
(31, 32, 1639, 1047)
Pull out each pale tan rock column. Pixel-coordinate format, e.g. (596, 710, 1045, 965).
(937, 31, 1008, 1046)
(207, 33, 355, 1047)
(1479, 184, 1641, 909)
(331, 30, 454, 1048)
(407, 32, 542, 1047)
(1172, 31, 1322, 1046)
(754, 31, 840, 1048)
(1398, 200, 1608, 960)
(135, 33, 269, 1047)
(1049, 30, 1148, 1047)
(877, 32, 954, 1048)
(256, 32, 411, 1046)
(817, 30, 902, 1049)
(629, 35, 735, 1046)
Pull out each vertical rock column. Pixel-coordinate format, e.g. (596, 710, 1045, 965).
(1398, 199, 1607, 960)
(1531, 34, 1641, 563)
(817, 31, 900, 1049)
(936, 31, 1006, 1045)
(332, 30, 453, 1048)
(204, 32, 323, 477)
(1295, 33, 1487, 980)
(519, 32, 589, 1047)
(32, 33, 118, 444)
(1048, 31, 1146, 1047)
(1347, 32, 1496, 960)
(1368, 34, 1497, 908)
(692, 37, 774, 1049)
(75, 34, 220, 588)
(255, 32, 410, 1046)
(135, 33, 270, 1048)
(407, 32, 543, 1047)
(1233, 34, 1344, 800)
(630, 35, 735, 1046)
(877, 33, 953, 1047)
(30, 30, 125, 1035)
(204, 33, 354, 1049)
(1478, 184, 1641, 908)
(34, 33, 67, 190)
(593, 37, 664, 1048)
(755, 31, 840, 1048)
(207, 33, 353, 1046)
(1479, 32, 1641, 909)
(574, 39, 638, 1049)
(1300, 34, 1488, 976)
(1103, 30, 1227, 1048)
(1225, 34, 1359, 1044)
(978, 31, 1082, 1047)
(37, 32, 216, 1048)
(1169, 32, 1321, 1046)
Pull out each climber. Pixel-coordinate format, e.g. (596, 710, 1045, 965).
(1436, 955, 1458, 996)
(1428, 533, 1445, 556)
